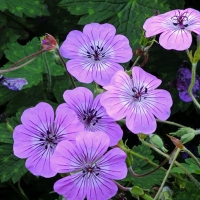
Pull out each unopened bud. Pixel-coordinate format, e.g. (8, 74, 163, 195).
(170, 127, 195, 137)
(181, 132, 195, 144)
(6, 122, 13, 133)
(159, 186, 173, 200)
(41, 33, 59, 51)
(149, 134, 168, 152)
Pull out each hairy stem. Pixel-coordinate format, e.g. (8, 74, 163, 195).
(156, 119, 186, 128)
(183, 147, 200, 168)
(154, 148, 181, 200)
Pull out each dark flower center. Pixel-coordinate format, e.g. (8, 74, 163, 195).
(171, 12, 189, 29)
(82, 164, 101, 177)
(39, 130, 58, 150)
(132, 86, 148, 101)
(86, 46, 106, 61)
(82, 108, 102, 127)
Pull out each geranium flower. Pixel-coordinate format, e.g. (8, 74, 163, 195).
(100, 67, 173, 134)
(13, 102, 84, 178)
(61, 87, 123, 146)
(143, 8, 200, 50)
(60, 23, 133, 86)
(52, 131, 127, 200)
(0, 75, 28, 90)
(176, 66, 200, 102)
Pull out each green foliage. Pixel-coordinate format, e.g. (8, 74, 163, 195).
(0, 123, 27, 183)
(171, 158, 200, 174)
(0, 0, 49, 17)
(58, 0, 170, 49)
(122, 144, 165, 188)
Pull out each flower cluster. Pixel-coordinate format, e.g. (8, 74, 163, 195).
(12, 21, 177, 200)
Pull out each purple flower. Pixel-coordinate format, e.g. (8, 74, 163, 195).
(100, 67, 173, 134)
(0, 75, 28, 90)
(60, 23, 133, 86)
(13, 102, 84, 178)
(143, 8, 200, 50)
(52, 131, 127, 200)
(61, 87, 123, 146)
(176, 66, 200, 102)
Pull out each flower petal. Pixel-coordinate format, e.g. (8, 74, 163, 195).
(86, 175, 118, 200)
(92, 61, 124, 86)
(159, 30, 192, 50)
(66, 59, 94, 84)
(60, 30, 90, 59)
(126, 104, 157, 134)
(54, 173, 87, 200)
(76, 131, 110, 163)
(97, 148, 127, 179)
(143, 89, 172, 120)
(132, 67, 161, 90)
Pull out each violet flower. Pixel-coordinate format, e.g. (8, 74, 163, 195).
(143, 8, 200, 50)
(176, 67, 200, 102)
(60, 23, 133, 86)
(0, 75, 28, 90)
(13, 102, 84, 178)
(61, 87, 123, 146)
(52, 131, 127, 200)
(100, 67, 173, 134)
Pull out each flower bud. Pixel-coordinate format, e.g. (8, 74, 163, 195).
(170, 127, 195, 137)
(41, 33, 59, 51)
(158, 186, 173, 200)
(149, 134, 168, 152)
(181, 132, 195, 144)
(130, 186, 144, 196)
(6, 122, 13, 133)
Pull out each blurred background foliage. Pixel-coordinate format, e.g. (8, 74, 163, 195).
(0, 0, 200, 199)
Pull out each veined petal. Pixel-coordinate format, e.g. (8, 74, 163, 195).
(54, 173, 87, 200)
(20, 102, 54, 134)
(76, 131, 110, 163)
(55, 105, 84, 142)
(159, 29, 192, 50)
(63, 87, 93, 115)
(92, 61, 124, 86)
(132, 67, 162, 90)
(86, 175, 118, 200)
(60, 30, 90, 59)
(126, 104, 157, 134)
(142, 89, 172, 120)
(66, 59, 94, 84)
(25, 149, 56, 178)
(51, 140, 83, 173)
(97, 148, 127, 179)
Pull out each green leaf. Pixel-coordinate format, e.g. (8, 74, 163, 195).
(0, 124, 13, 144)
(122, 144, 165, 188)
(0, 144, 27, 183)
(166, 0, 185, 10)
(171, 158, 200, 174)
(58, 0, 170, 49)
(0, 0, 49, 17)
(3, 37, 64, 89)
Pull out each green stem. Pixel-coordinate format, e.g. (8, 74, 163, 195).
(188, 63, 200, 109)
(154, 148, 181, 200)
(156, 119, 186, 128)
(42, 52, 52, 95)
(183, 147, 200, 168)
(142, 140, 200, 190)
(17, 180, 29, 200)
(0, 57, 37, 74)
(131, 56, 141, 69)
(8, 182, 28, 200)
(57, 49, 76, 88)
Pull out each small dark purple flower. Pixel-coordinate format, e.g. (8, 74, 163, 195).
(0, 75, 28, 90)
(176, 66, 200, 102)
